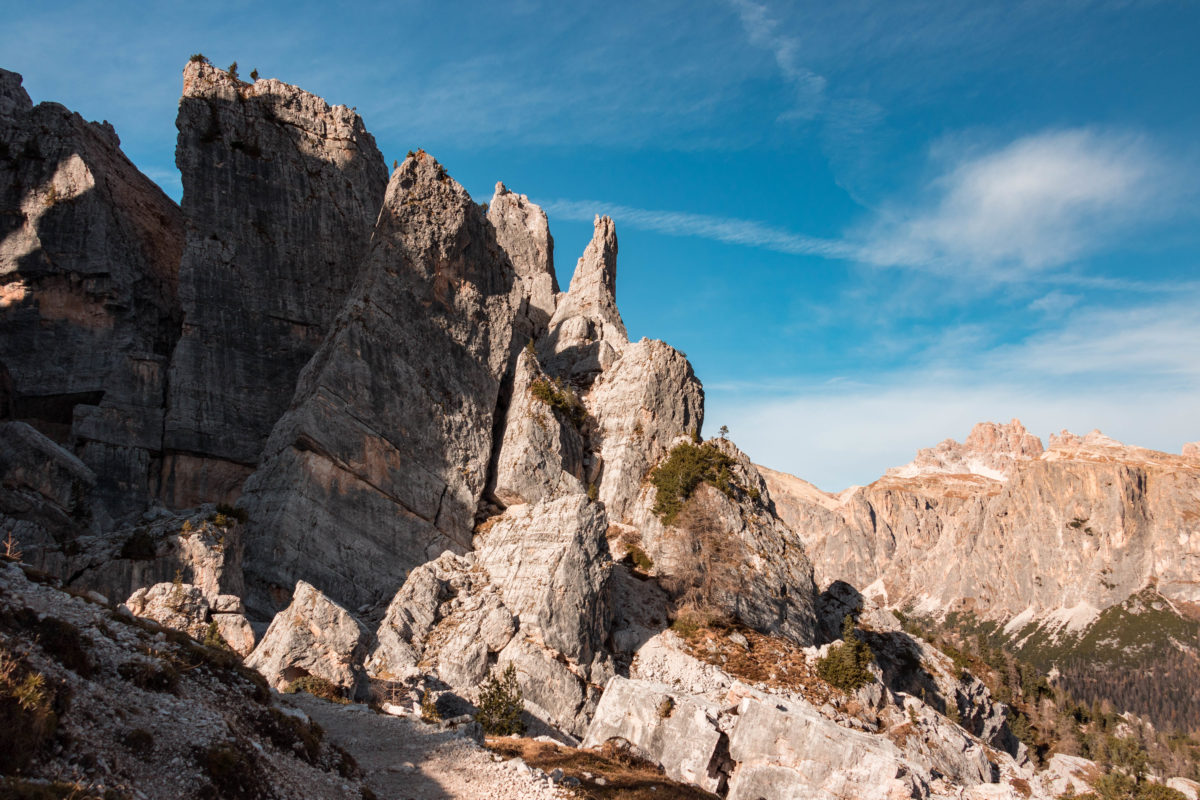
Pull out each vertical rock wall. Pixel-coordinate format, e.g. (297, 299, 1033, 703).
(162, 61, 386, 507)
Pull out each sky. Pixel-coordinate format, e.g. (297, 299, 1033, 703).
(4, 0, 1198, 490)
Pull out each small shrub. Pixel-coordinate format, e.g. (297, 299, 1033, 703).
(189, 53, 208, 64)
(254, 707, 322, 763)
(420, 689, 441, 723)
(474, 664, 525, 735)
(529, 377, 587, 428)
(656, 697, 675, 719)
(226, 61, 238, 81)
(0, 652, 60, 774)
(215, 503, 248, 524)
(197, 740, 265, 800)
(32, 616, 92, 678)
(249, 68, 259, 81)
(649, 442, 735, 525)
(816, 615, 875, 693)
(202, 620, 230, 652)
(119, 529, 157, 560)
(627, 544, 654, 573)
(284, 675, 348, 704)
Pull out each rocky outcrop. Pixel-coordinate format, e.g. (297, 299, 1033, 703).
(487, 183, 558, 334)
(885, 419, 1044, 481)
(475, 494, 611, 666)
(239, 152, 518, 615)
(581, 676, 728, 793)
(366, 551, 515, 687)
(162, 61, 386, 507)
(246, 580, 373, 698)
(1, 69, 184, 520)
(490, 348, 587, 506)
(766, 424, 1200, 628)
(540, 215, 627, 381)
(586, 339, 704, 525)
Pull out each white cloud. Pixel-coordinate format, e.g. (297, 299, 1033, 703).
(858, 129, 1168, 276)
(539, 199, 851, 259)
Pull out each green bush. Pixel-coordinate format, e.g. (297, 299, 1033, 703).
(649, 441, 736, 524)
(0, 653, 60, 774)
(474, 664, 525, 735)
(529, 377, 587, 428)
(627, 544, 654, 572)
(816, 615, 875, 693)
(189, 53, 208, 64)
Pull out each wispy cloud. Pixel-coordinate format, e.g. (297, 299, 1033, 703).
(857, 129, 1170, 277)
(539, 198, 852, 259)
(545, 128, 1189, 287)
(728, 0, 827, 119)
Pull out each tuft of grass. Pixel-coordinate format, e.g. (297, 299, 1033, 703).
(196, 740, 266, 800)
(118, 658, 179, 694)
(31, 616, 92, 678)
(529, 377, 587, 428)
(0, 651, 61, 774)
(486, 738, 720, 800)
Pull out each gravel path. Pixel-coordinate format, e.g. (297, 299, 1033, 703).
(287, 695, 569, 800)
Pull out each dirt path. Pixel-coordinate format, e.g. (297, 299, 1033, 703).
(286, 695, 568, 800)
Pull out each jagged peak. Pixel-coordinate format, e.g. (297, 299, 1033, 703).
(0, 68, 32, 119)
(487, 181, 556, 286)
(547, 214, 625, 337)
(885, 418, 1043, 481)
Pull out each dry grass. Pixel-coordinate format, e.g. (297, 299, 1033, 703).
(672, 617, 840, 705)
(486, 738, 719, 800)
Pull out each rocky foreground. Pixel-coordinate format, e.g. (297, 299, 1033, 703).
(3, 60, 1199, 799)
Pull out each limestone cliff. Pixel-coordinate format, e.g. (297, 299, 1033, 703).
(239, 153, 519, 614)
(764, 421, 1200, 638)
(163, 61, 386, 507)
(0, 68, 183, 521)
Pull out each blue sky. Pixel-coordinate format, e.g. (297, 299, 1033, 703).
(5, 1, 1198, 490)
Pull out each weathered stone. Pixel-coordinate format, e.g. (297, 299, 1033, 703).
(366, 551, 515, 685)
(540, 215, 627, 382)
(163, 61, 387, 507)
(245, 580, 373, 698)
(125, 582, 211, 640)
(0, 69, 183, 520)
(726, 695, 924, 800)
(490, 348, 586, 506)
(476, 494, 611, 665)
(213, 611, 256, 656)
(487, 183, 558, 334)
(497, 636, 592, 737)
(582, 676, 727, 793)
(586, 339, 704, 525)
(239, 152, 518, 615)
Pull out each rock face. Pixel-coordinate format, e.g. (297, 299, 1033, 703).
(239, 153, 518, 615)
(582, 676, 728, 793)
(475, 494, 611, 666)
(765, 423, 1200, 636)
(490, 348, 587, 506)
(245, 580, 372, 698)
(886, 419, 1044, 481)
(540, 215, 627, 381)
(1, 68, 183, 520)
(487, 182, 558, 333)
(162, 61, 386, 508)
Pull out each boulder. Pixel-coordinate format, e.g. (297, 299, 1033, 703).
(581, 676, 728, 794)
(726, 696, 924, 800)
(246, 580, 372, 699)
(475, 494, 612, 665)
(125, 581, 211, 640)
